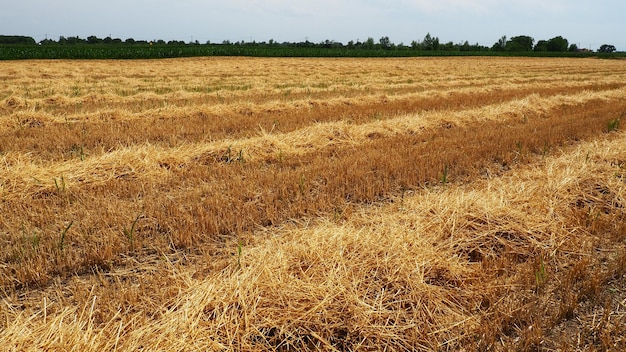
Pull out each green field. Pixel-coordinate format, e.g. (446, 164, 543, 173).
(1, 44, 623, 60)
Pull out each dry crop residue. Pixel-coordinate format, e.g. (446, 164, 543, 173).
(1, 57, 626, 350)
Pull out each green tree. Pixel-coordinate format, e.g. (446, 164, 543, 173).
(87, 35, 101, 44)
(441, 41, 455, 51)
(492, 35, 507, 51)
(506, 35, 534, 52)
(69, 36, 86, 45)
(39, 38, 56, 45)
(546, 36, 568, 52)
(422, 33, 439, 50)
(598, 44, 616, 53)
(0, 35, 36, 45)
(379, 36, 391, 49)
(534, 40, 548, 52)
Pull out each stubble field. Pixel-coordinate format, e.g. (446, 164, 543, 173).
(1, 57, 626, 350)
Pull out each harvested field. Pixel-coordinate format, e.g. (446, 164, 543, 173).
(1, 57, 626, 350)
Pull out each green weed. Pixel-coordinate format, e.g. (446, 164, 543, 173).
(59, 221, 73, 251)
(542, 141, 550, 158)
(440, 164, 449, 185)
(70, 143, 86, 161)
(20, 224, 40, 251)
(31, 230, 40, 250)
(123, 215, 142, 251)
(238, 149, 245, 163)
(221, 146, 245, 163)
(535, 257, 546, 292)
(607, 117, 620, 132)
(54, 175, 66, 193)
(299, 174, 306, 194)
(70, 86, 82, 97)
(236, 239, 243, 270)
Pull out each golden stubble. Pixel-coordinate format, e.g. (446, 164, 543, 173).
(1, 57, 626, 350)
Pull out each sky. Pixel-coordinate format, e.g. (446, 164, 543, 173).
(2, 0, 625, 50)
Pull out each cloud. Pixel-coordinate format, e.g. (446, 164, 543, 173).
(220, 0, 418, 24)
(399, 0, 496, 14)
(400, 0, 569, 15)
(222, 0, 351, 16)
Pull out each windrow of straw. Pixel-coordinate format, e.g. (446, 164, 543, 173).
(4, 87, 626, 197)
(2, 128, 624, 351)
(3, 82, 623, 163)
(1, 57, 626, 350)
(2, 85, 625, 291)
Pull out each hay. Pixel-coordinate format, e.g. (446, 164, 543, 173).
(1, 57, 626, 350)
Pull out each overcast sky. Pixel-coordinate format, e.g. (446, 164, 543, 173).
(2, 0, 624, 50)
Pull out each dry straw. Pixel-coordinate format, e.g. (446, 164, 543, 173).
(1, 57, 626, 350)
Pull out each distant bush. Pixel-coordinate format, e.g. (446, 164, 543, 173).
(599, 44, 617, 53)
(0, 35, 36, 45)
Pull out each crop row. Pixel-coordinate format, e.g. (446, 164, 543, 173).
(5, 83, 623, 163)
(1, 94, 624, 290)
(1, 45, 619, 60)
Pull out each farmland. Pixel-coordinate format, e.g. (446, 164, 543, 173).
(3, 43, 626, 61)
(1, 57, 626, 350)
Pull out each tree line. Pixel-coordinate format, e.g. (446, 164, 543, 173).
(491, 35, 616, 53)
(0, 33, 618, 54)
